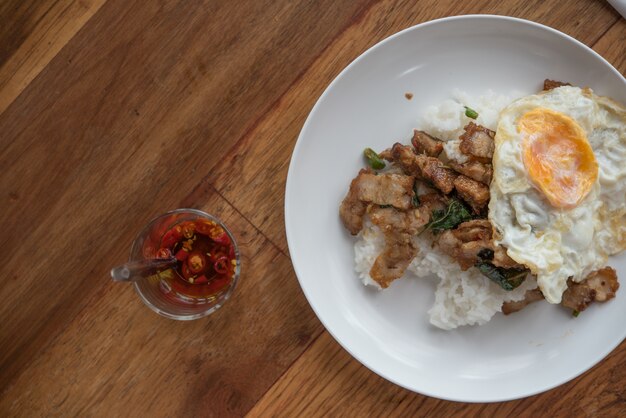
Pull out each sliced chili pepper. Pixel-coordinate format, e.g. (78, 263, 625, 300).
(212, 232, 230, 246)
(161, 225, 183, 249)
(187, 251, 207, 274)
(194, 275, 208, 284)
(214, 256, 229, 275)
(181, 222, 196, 239)
(175, 248, 189, 261)
(156, 247, 172, 259)
(181, 263, 193, 280)
(195, 220, 216, 236)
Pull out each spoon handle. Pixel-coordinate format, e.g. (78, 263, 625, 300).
(110, 258, 177, 282)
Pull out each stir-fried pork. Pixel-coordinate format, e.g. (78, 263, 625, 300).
(339, 169, 415, 235)
(415, 154, 457, 194)
(448, 160, 493, 185)
(356, 172, 415, 209)
(503, 267, 619, 315)
(543, 79, 571, 91)
(561, 267, 619, 312)
(459, 122, 495, 162)
(453, 175, 490, 213)
(382, 143, 457, 194)
(368, 206, 430, 287)
(339, 169, 370, 235)
(436, 220, 521, 270)
(412, 130, 444, 157)
(501, 289, 544, 315)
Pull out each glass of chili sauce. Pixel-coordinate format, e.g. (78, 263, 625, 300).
(130, 209, 240, 320)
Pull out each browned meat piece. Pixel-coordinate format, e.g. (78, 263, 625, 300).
(415, 154, 457, 194)
(436, 220, 491, 270)
(418, 192, 448, 214)
(436, 220, 523, 271)
(585, 267, 619, 301)
(388, 143, 421, 176)
(382, 143, 457, 194)
(356, 172, 415, 210)
(502, 288, 544, 315)
(339, 169, 370, 235)
(562, 267, 620, 312)
(543, 79, 572, 91)
(369, 206, 429, 236)
(453, 219, 491, 241)
(448, 160, 493, 185)
(411, 130, 444, 157)
(368, 206, 430, 288)
(459, 122, 495, 162)
(561, 279, 596, 312)
(454, 175, 490, 213)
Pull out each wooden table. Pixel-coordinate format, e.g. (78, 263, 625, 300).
(1, 0, 624, 416)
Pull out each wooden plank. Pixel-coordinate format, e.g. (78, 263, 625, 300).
(0, 0, 374, 392)
(207, 0, 621, 255)
(593, 18, 625, 75)
(248, 331, 626, 416)
(0, 185, 324, 417)
(0, 0, 107, 115)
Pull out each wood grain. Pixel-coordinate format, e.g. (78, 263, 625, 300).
(0, 0, 373, 392)
(248, 331, 626, 417)
(0, 0, 624, 416)
(0, 0, 107, 115)
(0, 185, 324, 417)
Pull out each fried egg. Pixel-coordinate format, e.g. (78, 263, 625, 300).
(489, 86, 626, 303)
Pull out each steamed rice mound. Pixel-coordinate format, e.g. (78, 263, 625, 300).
(353, 89, 539, 330)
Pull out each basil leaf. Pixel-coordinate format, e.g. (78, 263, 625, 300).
(476, 262, 528, 291)
(425, 199, 472, 233)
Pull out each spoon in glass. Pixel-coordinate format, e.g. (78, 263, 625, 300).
(110, 257, 177, 282)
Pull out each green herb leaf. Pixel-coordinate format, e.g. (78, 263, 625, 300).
(464, 106, 479, 119)
(572, 310, 580, 317)
(364, 148, 386, 170)
(412, 181, 420, 208)
(379, 204, 392, 209)
(476, 262, 528, 291)
(424, 199, 472, 233)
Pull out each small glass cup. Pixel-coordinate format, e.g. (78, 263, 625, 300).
(130, 208, 240, 320)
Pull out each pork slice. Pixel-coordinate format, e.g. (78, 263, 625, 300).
(543, 79, 572, 91)
(339, 169, 370, 235)
(448, 160, 493, 184)
(454, 175, 490, 214)
(356, 172, 415, 210)
(411, 130, 444, 157)
(459, 122, 495, 162)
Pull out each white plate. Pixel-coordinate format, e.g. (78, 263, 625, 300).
(285, 15, 626, 402)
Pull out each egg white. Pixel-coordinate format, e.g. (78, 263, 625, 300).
(489, 86, 626, 303)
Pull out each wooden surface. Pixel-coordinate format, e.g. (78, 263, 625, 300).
(0, 1, 624, 416)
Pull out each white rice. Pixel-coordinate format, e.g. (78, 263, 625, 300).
(354, 90, 537, 330)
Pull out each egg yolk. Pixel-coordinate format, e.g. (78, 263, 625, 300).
(519, 108, 598, 208)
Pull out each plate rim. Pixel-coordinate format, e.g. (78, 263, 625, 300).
(284, 14, 626, 402)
